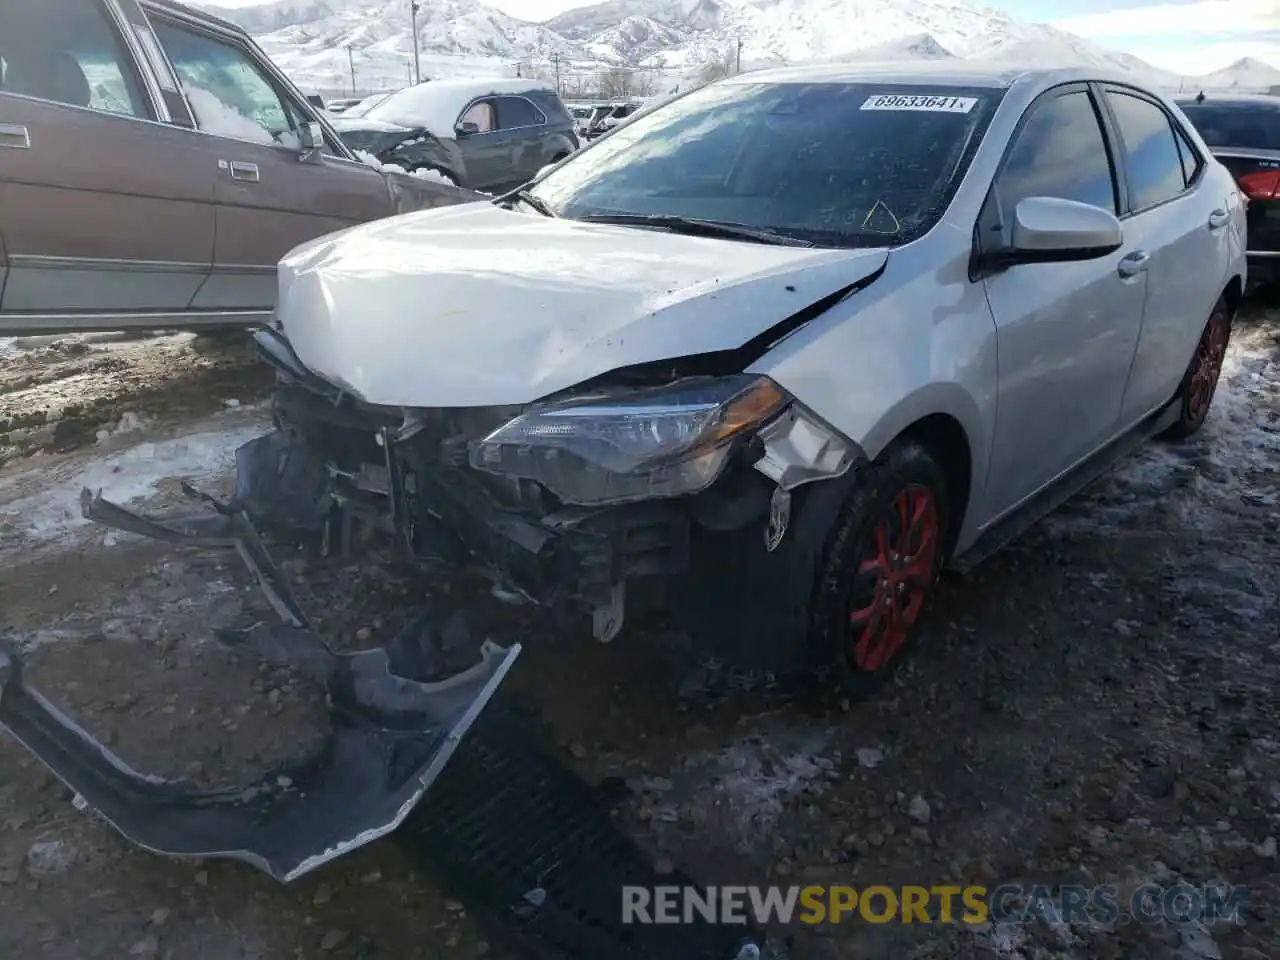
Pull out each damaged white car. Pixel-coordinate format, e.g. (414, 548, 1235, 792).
(0, 63, 1246, 883)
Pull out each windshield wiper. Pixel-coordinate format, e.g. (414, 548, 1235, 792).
(578, 213, 814, 247)
(509, 189, 556, 218)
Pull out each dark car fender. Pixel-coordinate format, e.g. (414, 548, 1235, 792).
(382, 136, 466, 186)
(383, 171, 486, 215)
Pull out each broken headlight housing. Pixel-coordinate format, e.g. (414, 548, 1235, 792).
(468, 375, 790, 505)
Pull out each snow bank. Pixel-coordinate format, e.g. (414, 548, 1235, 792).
(354, 149, 456, 185)
(362, 78, 554, 138)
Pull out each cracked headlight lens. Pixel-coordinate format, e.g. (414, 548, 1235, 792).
(469, 375, 790, 505)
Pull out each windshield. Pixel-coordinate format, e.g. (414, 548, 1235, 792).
(528, 81, 1001, 248)
(344, 92, 394, 118)
(1178, 102, 1280, 151)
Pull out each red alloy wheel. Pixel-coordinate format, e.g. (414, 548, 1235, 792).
(1186, 304, 1231, 421)
(848, 484, 940, 672)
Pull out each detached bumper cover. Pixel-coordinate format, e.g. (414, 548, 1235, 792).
(0, 486, 519, 883)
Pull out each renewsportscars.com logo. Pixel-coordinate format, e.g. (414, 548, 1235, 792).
(621, 883, 1250, 927)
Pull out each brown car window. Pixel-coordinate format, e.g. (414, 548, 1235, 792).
(151, 18, 305, 148)
(459, 100, 494, 133)
(0, 0, 151, 119)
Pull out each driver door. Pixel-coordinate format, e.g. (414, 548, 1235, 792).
(146, 13, 387, 310)
(980, 84, 1148, 518)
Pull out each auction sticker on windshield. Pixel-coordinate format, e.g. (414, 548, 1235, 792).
(860, 94, 978, 113)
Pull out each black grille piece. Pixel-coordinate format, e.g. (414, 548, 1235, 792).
(398, 704, 766, 960)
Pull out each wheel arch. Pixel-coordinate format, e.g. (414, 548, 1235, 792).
(858, 384, 986, 559)
(1224, 272, 1244, 314)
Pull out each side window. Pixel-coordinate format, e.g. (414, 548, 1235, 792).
(996, 90, 1117, 216)
(1106, 91, 1187, 211)
(1172, 122, 1202, 187)
(0, 0, 151, 118)
(150, 19, 304, 147)
(495, 96, 543, 130)
(459, 100, 495, 133)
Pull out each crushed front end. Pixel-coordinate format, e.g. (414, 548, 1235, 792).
(247, 326, 865, 664)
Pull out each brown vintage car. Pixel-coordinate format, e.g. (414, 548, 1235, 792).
(0, 0, 481, 336)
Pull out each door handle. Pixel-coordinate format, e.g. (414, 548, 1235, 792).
(228, 160, 260, 183)
(1117, 250, 1150, 278)
(0, 123, 31, 149)
(1207, 209, 1229, 230)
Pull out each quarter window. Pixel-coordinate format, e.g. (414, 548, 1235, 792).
(1172, 122, 1202, 187)
(495, 95, 544, 129)
(997, 90, 1117, 216)
(1106, 91, 1187, 210)
(459, 100, 495, 132)
(151, 19, 305, 147)
(0, 0, 150, 118)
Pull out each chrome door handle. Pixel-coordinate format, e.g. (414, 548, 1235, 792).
(0, 123, 31, 149)
(1117, 250, 1150, 278)
(1208, 209, 1229, 230)
(228, 160, 260, 183)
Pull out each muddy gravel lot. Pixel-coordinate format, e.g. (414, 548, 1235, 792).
(0, 309, 1278, 960)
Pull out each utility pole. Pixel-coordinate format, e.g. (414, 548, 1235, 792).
(409, 1, 422, 84)
(346, 45, 356, 93)
(736, 37, 743, 74)
(550, 53, 563, 95)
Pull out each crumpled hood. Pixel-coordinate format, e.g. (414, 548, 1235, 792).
(276, 203, 888, 407)
(332, 118, 426, 155)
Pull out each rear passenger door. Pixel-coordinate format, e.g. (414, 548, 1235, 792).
(980, 84, 1148, 518)
(1099, 86, 1233, 425)
(144, 9, 393, 311)
(0, 0, 217, 328)
(493, 94, 548, 185)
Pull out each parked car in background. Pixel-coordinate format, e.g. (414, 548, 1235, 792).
(1176, 92, 1280, 288)
(325, 96, 364, 114)
(583, 99, 641, 140)
(341, 90, 397, 118)
(330, 78, 579, 193)
(0, 0, 478, 336)
(232, 64, 1244, 696)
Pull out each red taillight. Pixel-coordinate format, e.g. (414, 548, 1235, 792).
(1239, 169, 1280, 200)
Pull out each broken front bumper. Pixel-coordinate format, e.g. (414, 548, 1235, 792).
(0, 487, 519, 883)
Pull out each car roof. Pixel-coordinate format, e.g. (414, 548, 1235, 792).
(1175, 93, 1280, 109)
(723, 60, 1150, 92)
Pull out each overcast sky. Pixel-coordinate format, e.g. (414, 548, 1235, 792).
(210, 0, 1277, 74)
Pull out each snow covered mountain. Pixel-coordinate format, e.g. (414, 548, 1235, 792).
(1192, 57, 1280, 92)
(202, 0, 1263, 94)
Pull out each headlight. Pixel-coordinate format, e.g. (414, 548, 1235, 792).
(469, 375, 790, 505)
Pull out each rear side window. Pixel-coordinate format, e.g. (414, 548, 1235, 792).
(495, 96, 544, 129)
(0, 0, 151, 119)
(1106, 91, 1186, 211)
(1178, 103, 1280, 150)
(997, 90, 1117, 215)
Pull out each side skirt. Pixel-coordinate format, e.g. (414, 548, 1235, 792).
(951, 398, 1182, 574)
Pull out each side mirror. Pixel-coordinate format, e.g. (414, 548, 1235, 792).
(1007, 196, 1123, 263)
(299, 120, 323, 160)
(455, 121, 480, 137)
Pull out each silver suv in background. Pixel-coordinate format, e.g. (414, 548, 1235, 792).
(0, 0, 478, 336)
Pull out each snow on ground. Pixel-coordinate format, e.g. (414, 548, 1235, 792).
(1043, 319, 1280, 538)
(0, 407, 269, 553)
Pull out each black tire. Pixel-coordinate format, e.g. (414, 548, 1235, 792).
(812, 439, 950, 701)
(1158, 294, 1233, 441)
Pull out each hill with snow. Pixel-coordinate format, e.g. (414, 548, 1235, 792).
(202, 0, 1275, 96)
